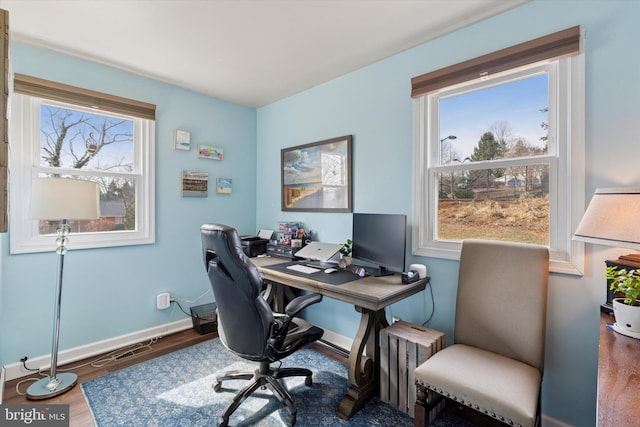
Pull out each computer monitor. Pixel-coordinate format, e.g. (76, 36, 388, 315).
(351, 213, 407, 276)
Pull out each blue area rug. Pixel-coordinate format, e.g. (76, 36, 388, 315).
(81, 338, 470, 426)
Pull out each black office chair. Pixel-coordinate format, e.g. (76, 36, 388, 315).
(201, 224, 324, 426)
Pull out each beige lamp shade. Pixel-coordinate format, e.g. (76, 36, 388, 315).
(573, 187, 640, 250)
(29, 178, 100, 220)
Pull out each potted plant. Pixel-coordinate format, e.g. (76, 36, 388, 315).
(606, 265, 640, 333)
(339, 239, 352, 256)
(338, 239, 352, 268)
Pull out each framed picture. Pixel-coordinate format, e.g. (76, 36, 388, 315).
(281, 135, 352, 212)
(181, 171, 208, 197)
(216, 178, 232, 194)
(174, 129, 191, 151)
(197, 144, 224, 160)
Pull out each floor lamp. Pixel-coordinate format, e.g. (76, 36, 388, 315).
(26, 177, 100, 400)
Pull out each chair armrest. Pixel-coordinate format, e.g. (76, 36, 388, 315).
(285, 293, 323, 317)
(270, 293, 323, 351)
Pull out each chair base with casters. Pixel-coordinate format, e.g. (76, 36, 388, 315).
(212, 314, 321, 427)
(201, 223, 324, 427)
(214, 360, 313, 426)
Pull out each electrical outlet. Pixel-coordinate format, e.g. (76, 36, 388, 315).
(156, 293, 171, 310)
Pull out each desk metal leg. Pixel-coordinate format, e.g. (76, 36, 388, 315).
(337, 306, 389, 420)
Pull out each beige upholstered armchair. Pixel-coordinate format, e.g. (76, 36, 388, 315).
(414, 240, 549, 427)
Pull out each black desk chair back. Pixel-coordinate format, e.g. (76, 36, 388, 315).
(201, 224, 324, 426)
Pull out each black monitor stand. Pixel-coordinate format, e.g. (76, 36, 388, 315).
(368, 266, 394, 277)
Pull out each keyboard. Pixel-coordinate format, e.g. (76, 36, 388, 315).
(286, 264, 320, 274)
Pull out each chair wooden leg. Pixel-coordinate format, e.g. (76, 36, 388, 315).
(414, 383, 443, 427)
(414, 383, 428, 427)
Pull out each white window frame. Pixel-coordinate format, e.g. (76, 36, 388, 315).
(412, 53, 585, 275)
(9, 94, 156, 254)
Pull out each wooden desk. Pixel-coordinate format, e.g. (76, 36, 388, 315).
(597, 312, 640, 426)
(251, 256, 428, 420)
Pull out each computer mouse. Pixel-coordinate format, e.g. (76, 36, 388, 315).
(324, 268, 338, 274)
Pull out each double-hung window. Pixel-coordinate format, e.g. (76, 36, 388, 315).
(10, 74, 156, 253)
(411, 27, 585, 274)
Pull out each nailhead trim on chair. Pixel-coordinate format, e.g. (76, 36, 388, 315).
(418, 382, 522, 427)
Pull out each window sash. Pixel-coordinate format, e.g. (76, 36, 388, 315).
(9, 93, 155, 254)
(412, 54, 585, 275)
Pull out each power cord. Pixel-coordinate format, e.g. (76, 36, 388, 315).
(170, 288, 212, 305)
(172, 299, 192, 317)
(422, 279, 436, 327)
(20, 357, 39, 372)
(15, 290, 210, 395)
(14, 337, 159, 396)
(169, 287, 214, 316)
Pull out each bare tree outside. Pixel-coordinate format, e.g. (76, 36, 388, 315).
(38, 105, 135, 233)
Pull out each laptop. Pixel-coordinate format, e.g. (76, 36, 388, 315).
(294, 241, 343, 263)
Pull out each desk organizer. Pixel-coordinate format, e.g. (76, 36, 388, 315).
(380, 320, 445, 418)
(266, 242, 303, 260)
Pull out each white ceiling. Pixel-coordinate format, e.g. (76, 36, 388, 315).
(0, 0, 528, 108)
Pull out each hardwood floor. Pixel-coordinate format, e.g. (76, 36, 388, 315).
(2, 328, 346, 427)
(3, 328, 488, 427)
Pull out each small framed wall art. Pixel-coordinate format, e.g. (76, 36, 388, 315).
(216, 178, 232, 194)
(174, 129, 191, 151)
(181, 171, 208, 197)
(198, 144, 224, 160)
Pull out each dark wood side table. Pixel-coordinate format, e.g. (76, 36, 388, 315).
(597, 312, 640, 426)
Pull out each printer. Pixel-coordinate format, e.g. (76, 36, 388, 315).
(240, 229, 273, 257)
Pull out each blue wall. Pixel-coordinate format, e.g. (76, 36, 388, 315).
(1, 1, 638, 425)
(256, 1, 640, 425)
(0, 43, 257, 364)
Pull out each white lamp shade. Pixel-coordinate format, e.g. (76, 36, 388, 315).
(30, 178, 100, 220)
(573, 187, 640, 249)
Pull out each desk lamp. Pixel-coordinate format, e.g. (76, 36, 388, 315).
(26, 177, 100, 400)
(573, 187, 640, 336)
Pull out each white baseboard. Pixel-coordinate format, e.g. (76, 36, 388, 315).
(0, 365, 6, 403)
(4, 318, 193, 381)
